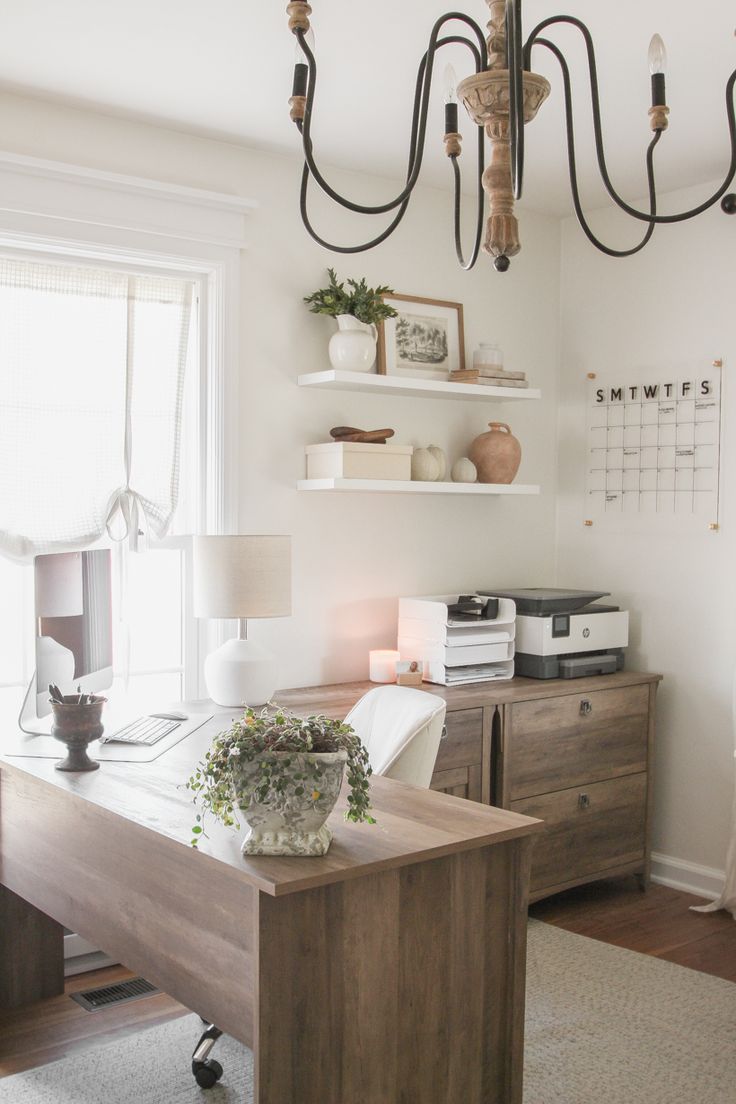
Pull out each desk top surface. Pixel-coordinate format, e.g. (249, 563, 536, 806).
(1, 709, 541, 898)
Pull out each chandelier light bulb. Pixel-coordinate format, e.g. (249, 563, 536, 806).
(294, 26, 315, 63)
(648, 34, 667, 76)
(291, 26, 314, 109)
(443, 63, 459, 138)
(444, 64, 458, 105)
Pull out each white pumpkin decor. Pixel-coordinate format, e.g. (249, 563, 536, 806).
(451, 457, 478, 483)
(427, 445, 447, 481)
(411, 447, 440, 481)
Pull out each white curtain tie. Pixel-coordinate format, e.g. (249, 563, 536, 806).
(106, 487, 147, 551)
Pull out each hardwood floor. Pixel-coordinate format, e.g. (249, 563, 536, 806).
(0, 964, 188, 1077)
(530, 876, 736, 982)
(1, 877, 734, 1078)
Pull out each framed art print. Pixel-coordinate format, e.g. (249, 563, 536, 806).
(377, 293, 465, 379)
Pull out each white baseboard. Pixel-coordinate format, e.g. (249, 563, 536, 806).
(650, 851, 726, 901)
(63, 932, 116, 977)
(64, 951, 117, 977)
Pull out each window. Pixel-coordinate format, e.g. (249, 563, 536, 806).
(0, 251, 205, 716)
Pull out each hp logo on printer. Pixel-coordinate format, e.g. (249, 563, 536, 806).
(582, 628, 591, 638)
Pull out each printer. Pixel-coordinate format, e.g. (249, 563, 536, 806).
(480, 588, 629, 679)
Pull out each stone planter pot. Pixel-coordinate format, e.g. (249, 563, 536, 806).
(328, 314, 377, 372)
(468, 422, 521, 484)
(50, 698, 106, 772)
(233, 749, 348, 856)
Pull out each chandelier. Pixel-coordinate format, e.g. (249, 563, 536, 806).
(286, 0, 736, 271)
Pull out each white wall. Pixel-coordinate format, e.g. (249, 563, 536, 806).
(557, 184, 735, 882)
(1, 91, 729, 883)
(0, 91, 562, 689)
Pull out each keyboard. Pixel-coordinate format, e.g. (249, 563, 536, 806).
(106, 716, 181, 747)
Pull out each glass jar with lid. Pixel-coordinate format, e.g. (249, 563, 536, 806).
(473, 342, 503, 369)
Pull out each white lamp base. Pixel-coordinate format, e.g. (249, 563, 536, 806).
(204, 638, 278, 708)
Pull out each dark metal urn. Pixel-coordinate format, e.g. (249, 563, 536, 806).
(50, 697, 106, 772)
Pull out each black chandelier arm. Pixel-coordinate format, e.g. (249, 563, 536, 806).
(297, 163, 414, 253)
(293, 38, 426, 254)
(506, 0, 525, 200)
(450, 124, 485, 269)
(294, 14, 486, 219)
(524, 16, 736, 225)
(538, 37, 659, 258)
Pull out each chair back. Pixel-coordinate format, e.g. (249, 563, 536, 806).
(344, 685, 446, 789)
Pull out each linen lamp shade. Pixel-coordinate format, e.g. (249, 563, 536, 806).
(193, 536, 291, 620)
(192, 535, 292, 707)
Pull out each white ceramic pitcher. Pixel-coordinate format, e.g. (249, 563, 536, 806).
(328, 314, 377, 372)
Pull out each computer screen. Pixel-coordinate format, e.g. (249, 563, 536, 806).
(34, 549, 113, 718)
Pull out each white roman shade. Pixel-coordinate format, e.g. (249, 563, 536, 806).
(0, 256, 193, 562)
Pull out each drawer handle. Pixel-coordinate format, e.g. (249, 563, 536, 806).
(579, 699, 593, 716)
(578, 793, 590, 810)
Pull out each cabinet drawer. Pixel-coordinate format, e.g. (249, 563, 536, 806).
(434, 708, 483, 773)
(430, 764, 482, 803)
(510, 773, 647, 894)
(507, 684, 649, 799)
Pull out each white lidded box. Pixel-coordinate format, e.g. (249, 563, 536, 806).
(306, 442, 414, 481)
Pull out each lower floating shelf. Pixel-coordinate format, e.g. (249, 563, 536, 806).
(297, 478, 540, 496)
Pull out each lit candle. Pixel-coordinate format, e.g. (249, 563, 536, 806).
(369, 649, 400, 683)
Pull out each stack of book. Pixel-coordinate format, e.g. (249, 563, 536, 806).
(398, 593, 516, 686)
(450, 367, 529, 389)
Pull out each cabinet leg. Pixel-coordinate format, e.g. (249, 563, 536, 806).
(0, 885, 65, 1009)
(634, 871, 649, 893)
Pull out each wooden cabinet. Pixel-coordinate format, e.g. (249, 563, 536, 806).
(425, 673, 658, 902)
(276, 670, 660, 904)
(430, 708, 486, 802)
(497, 676, 658, 902)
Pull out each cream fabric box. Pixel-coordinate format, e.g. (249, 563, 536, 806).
(305, 442, 414, 481)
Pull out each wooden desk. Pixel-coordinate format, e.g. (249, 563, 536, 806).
(0, 714, 541, 1104)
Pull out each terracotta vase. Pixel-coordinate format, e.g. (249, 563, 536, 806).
(468, 422, 521, 484)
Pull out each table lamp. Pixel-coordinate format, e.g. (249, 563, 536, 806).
(193, 535, 292, 707)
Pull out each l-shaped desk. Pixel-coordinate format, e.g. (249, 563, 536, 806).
(0, 703, 541, 1104)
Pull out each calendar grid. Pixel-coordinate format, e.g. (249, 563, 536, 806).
(586, 373, 721, 518)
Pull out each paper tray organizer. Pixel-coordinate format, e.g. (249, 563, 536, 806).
(398, 594, 516, 686)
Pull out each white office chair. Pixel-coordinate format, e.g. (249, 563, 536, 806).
(190, 684, 446, 1089)
(344, 684, 447, 787)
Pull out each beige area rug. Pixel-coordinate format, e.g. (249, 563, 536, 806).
(3, 920, 735, 1103)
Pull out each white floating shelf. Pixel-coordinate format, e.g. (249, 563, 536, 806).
(297, 478, 540, 496)
(297, 369, 541, 402)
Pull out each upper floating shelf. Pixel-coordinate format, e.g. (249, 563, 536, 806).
(297, 369, 541, 403)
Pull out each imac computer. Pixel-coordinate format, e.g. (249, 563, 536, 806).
(14, 548, 211, 762)
(19, 549, 113, 731)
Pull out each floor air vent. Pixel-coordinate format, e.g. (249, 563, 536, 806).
(71, 977, 160, 1012)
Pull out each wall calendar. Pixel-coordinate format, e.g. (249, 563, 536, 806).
(586, 366, 722, 520)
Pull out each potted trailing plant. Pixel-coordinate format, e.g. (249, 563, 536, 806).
(187, 707, 374, 856)
(304, 267, 398, 373)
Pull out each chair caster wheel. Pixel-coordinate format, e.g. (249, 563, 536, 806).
(193, 1059, 223, 1089)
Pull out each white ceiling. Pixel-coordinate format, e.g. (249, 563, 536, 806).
(0, 1, 734, 215)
